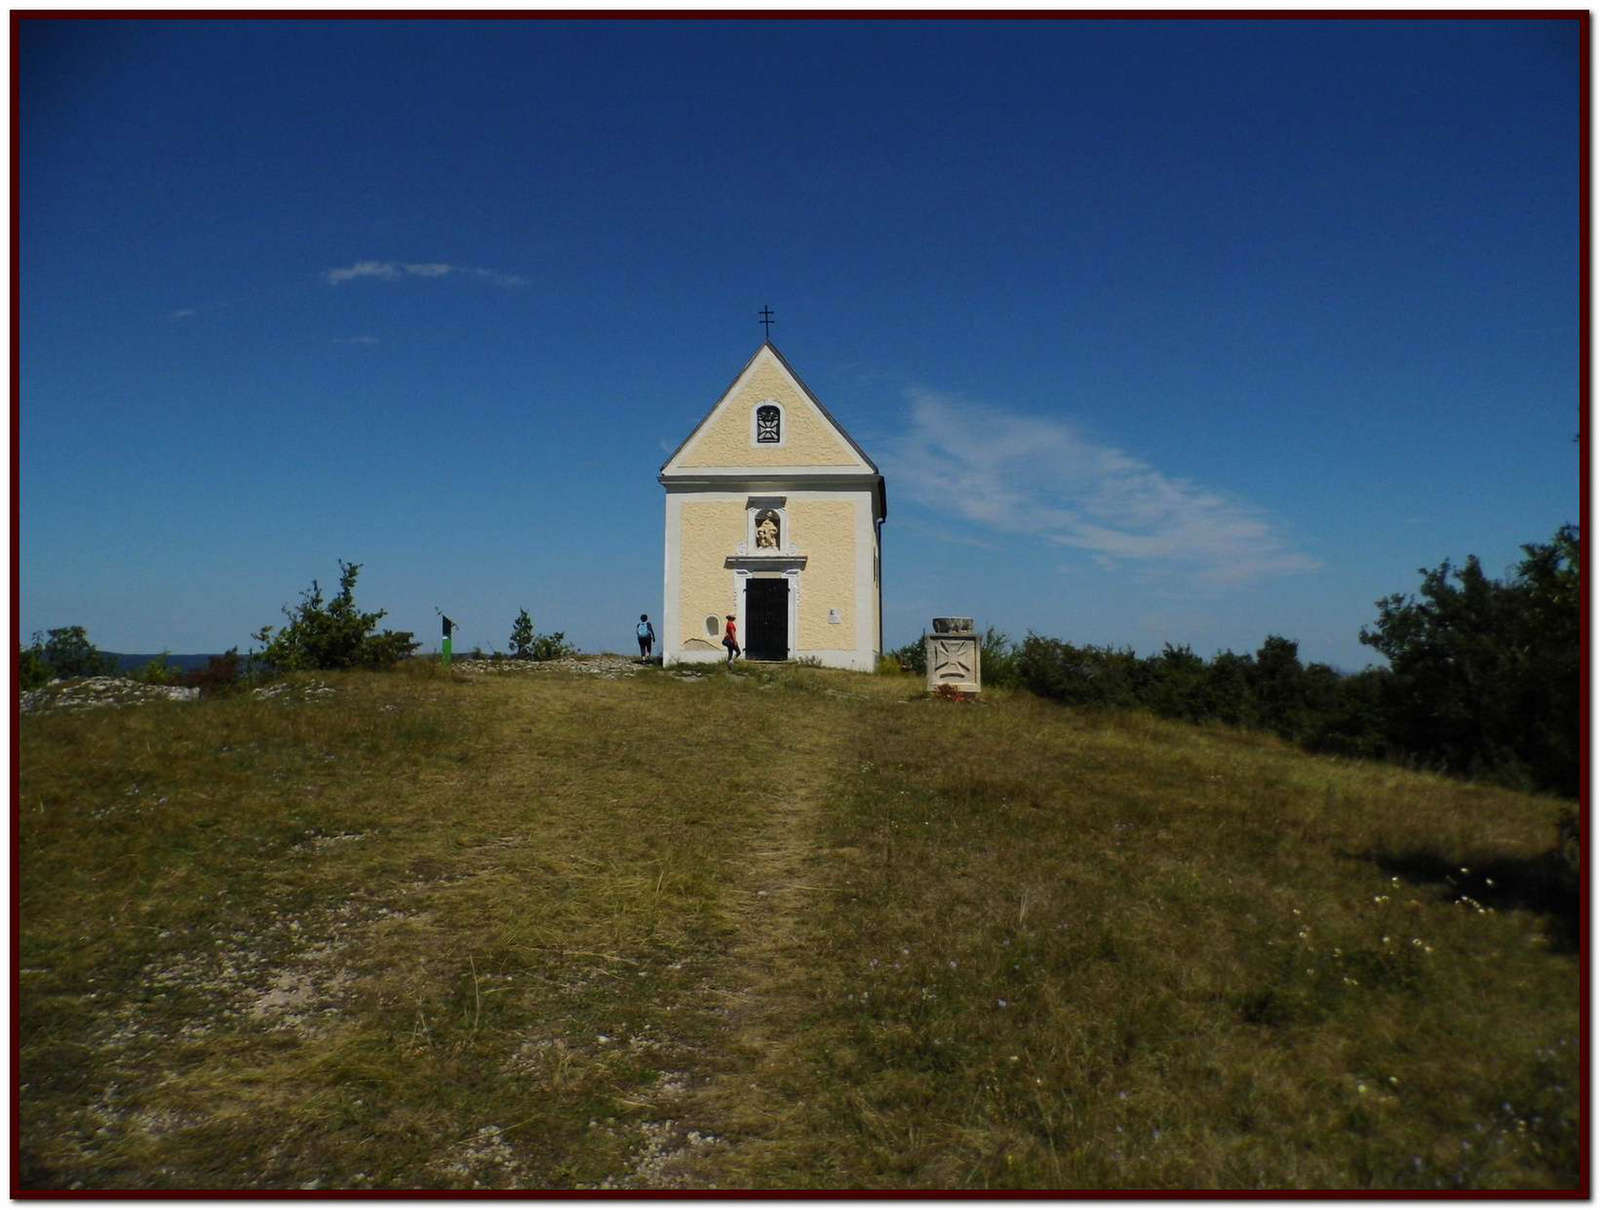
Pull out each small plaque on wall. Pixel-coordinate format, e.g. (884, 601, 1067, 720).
(828, 609, 842, 624)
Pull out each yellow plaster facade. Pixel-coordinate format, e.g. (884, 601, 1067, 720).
(677, 358, 862, 469)
(677, 500, 745, 646)
(794, 499, 857, 650)
(661, 343, 885, 672)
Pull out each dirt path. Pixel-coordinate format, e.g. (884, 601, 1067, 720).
(607, 693, 858, 1189)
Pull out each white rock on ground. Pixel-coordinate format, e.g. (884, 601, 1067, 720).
(20, 678, 200, 715)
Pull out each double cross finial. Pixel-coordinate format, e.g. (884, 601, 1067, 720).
(758, 305, 775, 339)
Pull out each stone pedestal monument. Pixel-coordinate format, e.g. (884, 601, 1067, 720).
(925, 617, 981, 693)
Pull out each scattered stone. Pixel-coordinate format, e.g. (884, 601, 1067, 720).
(20, 677, 199, 715)
(252, 680, 334, 702)
(435, 1124, 526, 1189)
(455, 655, 644, 680)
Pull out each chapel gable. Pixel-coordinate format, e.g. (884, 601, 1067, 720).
(662, 343, 877, 475)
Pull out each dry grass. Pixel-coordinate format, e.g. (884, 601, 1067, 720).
(18, 661, 1580, 1190)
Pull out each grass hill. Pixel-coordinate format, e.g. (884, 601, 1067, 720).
(17, 660, 1579, 1191)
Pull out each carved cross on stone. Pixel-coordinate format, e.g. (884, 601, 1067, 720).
(925, 617, 981, 693)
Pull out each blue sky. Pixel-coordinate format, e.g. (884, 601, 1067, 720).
(19, 16, 1580, 669)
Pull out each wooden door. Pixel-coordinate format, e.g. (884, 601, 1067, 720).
(745, 578, 789, 661)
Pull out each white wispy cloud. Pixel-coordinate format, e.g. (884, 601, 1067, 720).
(169, 308, 197, 320)
(333, 336, 382, 345)
(886, 389, 1318, 586)
(323, 260, 526, 288)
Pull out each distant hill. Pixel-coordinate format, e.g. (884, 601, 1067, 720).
(104, 653, 225, 674)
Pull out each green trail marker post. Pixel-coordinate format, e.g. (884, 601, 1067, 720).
(441, 614, 456, 666)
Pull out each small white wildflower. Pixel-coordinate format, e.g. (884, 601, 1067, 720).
(1485, 878, 1495, 888)
(997, 998, 1009, 1008)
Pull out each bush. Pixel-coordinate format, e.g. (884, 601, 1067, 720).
(18, 641, 51, 690)
(254, 561, 418, 672)
(182, 649, 243, 698)
(530, 631, 577, 661)
(889, 638, 926, 676)
(1016, 635, 1141, 709)
(509, 609, 535, 660)
(41, 626, 115, 678)
(979, 627, 1018, 688)
(133, 653, 184, 686)
(1360, 525, 1579, 795)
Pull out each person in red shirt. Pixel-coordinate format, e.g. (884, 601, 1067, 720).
(723, 614, 741, 663)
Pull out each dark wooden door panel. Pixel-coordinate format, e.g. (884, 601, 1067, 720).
(745, 579, 789, 661)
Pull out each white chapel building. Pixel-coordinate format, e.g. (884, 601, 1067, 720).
(659, 342, 886, 671)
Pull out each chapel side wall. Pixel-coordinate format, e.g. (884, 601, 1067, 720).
(678, 500, 744, 651)
(677, 358, 861, 470)
(792, 498, 858, 652)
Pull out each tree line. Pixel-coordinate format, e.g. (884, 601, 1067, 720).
(894, 526, 1579, 798)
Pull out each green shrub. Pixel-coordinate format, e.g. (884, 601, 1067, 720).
(530, 631, 577, 661)
(41, 626, 114, 678)
(18, 641, 51, 691)
(254, 561, 418, 672)
(133, 653, 183, 686)
(979, 626, 1018, 687)
(181, 649, 244, 698)
(1015, 634, 1141, 709)
(1360, 525, 1579, 796)
(509, 609, 535, 659)
(888, 638, 926, 675)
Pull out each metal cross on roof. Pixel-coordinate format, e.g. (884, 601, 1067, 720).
(758, 306, 775, 339)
